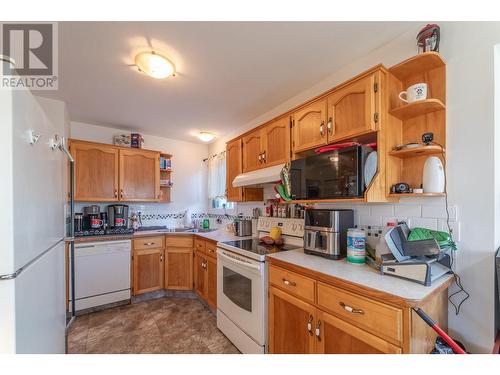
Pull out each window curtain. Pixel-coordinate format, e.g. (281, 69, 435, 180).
(207, 152, 226, 200)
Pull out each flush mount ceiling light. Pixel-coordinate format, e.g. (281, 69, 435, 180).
(135, 51, 176, 79)
(197, 132, 216, 142)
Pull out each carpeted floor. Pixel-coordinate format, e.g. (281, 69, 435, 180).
(67, 296, 240, 354)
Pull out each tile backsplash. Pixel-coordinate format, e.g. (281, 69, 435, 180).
(75, 200, 460, 242)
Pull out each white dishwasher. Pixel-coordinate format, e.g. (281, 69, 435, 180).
(70, 240, 131, 312)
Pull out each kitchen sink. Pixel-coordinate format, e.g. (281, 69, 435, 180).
(156, 228, 216, 233)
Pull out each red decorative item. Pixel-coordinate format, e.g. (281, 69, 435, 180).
(417, 24, 440, 53)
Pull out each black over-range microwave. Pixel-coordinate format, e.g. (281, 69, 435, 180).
(290, 145, 373, 200)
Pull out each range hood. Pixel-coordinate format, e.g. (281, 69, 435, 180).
(232, 163, 285, 188)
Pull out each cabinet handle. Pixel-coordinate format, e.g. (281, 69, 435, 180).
(114, 189, 118, 198)
(208, 248, 214, 253)
(307, 315, 313, 336)
(319, 121, 325, 136)
(144, 242, 155, 246)
(282, 278, 296, 287)
(316, 320, 322, 341)
(160, 254, 163, 262)
(327, 117, 333, 135)
(258, 153, 262, 164)
(262, 151, 266, 163)
(339, 301, 365, 315)
(120, 189, 125, 198)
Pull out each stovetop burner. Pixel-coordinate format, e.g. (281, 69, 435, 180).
(220, 239, 301, 256)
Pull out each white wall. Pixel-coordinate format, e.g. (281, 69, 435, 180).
(210, 22, 500, 353)
(70, 121, 209, 216)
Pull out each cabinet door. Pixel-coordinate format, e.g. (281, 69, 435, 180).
(71, 141, 119, 201)
(262, 117, 290, 167)
(119, 149, 160, 201)
(133, 248, 164, 295)
(164, 248, 193, 290)
(194, 251, 207, 300)
(268, 286, 316, 354)
(242, 129, 264, 172)
(226, 138, 243, 202)
(292, 99, 327, 153)
(327, 73, 378, 142)
(315, 310, 401, 354)
(206, 256, 217, 309)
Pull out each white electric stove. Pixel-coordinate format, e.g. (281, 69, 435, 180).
(216, 217, 304, 354)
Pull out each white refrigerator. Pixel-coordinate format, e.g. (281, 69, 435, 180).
(0, 87, 67, 353)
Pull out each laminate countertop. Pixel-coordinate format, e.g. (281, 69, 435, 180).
(70, 229, 246, 244)
(266, 249, 454, 306)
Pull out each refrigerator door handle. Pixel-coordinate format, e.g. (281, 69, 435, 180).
(0, 237, 65, 281)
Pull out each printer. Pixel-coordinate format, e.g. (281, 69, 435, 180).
(380, 223, 452, 286)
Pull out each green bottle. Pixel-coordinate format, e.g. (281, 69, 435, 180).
(202, 218, 210, 229)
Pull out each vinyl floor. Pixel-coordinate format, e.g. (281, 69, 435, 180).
(67, 296, 240, 354)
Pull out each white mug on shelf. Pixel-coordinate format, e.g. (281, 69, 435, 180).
(398, 83, 428, 103)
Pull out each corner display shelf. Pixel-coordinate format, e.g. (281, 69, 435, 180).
(389, 98, 445, 121)
(159, 153, 172, 203)
(387, 193, 445, 198)
(389, 52, 445, 80)
(388, 145, 443, 159)
(386, 52, 446, 198)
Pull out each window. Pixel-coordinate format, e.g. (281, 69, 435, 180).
(207, 151, 235, 210)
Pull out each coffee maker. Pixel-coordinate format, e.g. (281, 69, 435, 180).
(107, 204, 129, 229)
(82, 205, 102, 230)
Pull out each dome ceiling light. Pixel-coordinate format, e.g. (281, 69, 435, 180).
(197, 132, 216, 142)
(134, 51, 176, 79)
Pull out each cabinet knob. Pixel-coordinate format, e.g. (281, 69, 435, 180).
(327, 117, 333, 135)
(262, 151, 266, 163)
(339, 301, 364, 315)
(319, 121, 325, 136)
(114, 189, 118, 198)
(307, 315, 313, 336)
(282, 278, 296, 287)
(315, 320, 322, 341)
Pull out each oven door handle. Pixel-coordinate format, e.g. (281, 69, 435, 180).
(218, 251, 261, 270)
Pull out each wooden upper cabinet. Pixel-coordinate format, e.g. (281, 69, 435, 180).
(71, 140, 119, 201)
(119, 149, 160, 201)
(268, 286, 316, 354)
(327, 72, 378, 142)
(226, 138, 243, 202)
(261, 116, 291, 167)
(316, 310, 401, 354)
(242, 129, 264, 173)
(292, 99, 327, 153)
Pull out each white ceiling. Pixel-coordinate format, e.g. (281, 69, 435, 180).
(38, 22, 417, 143)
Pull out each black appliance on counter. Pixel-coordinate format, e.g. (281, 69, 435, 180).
(107, 204, 129, 228)
(74, 204, 133, 237)
(82, 205, 101, 230)
(290, 145, 372, 200)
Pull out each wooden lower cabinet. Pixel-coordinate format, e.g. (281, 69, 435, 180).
(193, 238, 218, 308)
(165, 247, 193, 290)
(268, 262, 450, 354)
(194, 250, 207, 298)
(133, 248, 164, 295)
(316, 310, 401, 354)
(206, 256, 217, 309)
(268, 286, 316, 354)
(268, 286, 400, 354)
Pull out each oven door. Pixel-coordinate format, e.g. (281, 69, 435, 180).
(217, 248, 265, 345)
